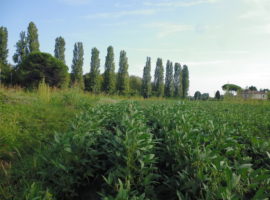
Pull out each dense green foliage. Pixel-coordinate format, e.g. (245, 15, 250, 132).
(71, 42, 84, 89)
(141, 57, 152, 98)
(1, 89, 269, 199)
(27, 22, 40, 53)
(117, 50, 129, 95)
(103, 46, 116, 94)
(54, 36, 66, 63)
(15, 52, 68, 88)
(154, 58, 164, 97)
(165, 60, 174, 97)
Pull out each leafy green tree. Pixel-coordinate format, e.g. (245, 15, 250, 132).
(54, 36, 66, 63)
(16, 52, 68, 88)
(165, 60, 174, 97)
(89, 47, 101, 93)
(130, 75, 142, 96)
(117, 50, 129, 95)
(215, 90, 221, 100)
(27, 22, 40, 53)
(71, 42, 84, 89)
(154, 58, 164, 97)
(174, 63, 182, 98)
(194, 91, 201, 100)
(13, 31, 28, 64)
(103, 46, 116, 94)
(141, 57, 151, 98)
(0, 26, 8, 65)
(182, 65, 189, 98)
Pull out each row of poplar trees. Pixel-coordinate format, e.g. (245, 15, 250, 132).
(0, 22, 189, 98)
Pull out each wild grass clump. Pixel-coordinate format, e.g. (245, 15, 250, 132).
(37, 78, 51, 103)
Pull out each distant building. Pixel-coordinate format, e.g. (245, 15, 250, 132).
(241, 90, 267, 100)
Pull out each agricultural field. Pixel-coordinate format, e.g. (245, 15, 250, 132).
(0, 89, 270, 200)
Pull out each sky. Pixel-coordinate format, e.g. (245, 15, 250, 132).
(1, 0, 269, 96)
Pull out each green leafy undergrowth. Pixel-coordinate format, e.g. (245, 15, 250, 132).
(1, 100, 270, 200)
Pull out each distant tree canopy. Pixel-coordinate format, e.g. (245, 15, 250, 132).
(13, 31, 28, 64)
(165, 60, 174, 97)
(182, 65, 189, 98)
(248, 86, 257, 91)
(215, 90, 221, 100)
(15, 52, 68, 88)
(89, 47, 101, 93)
(0, 26, 8, 65)
(141, 57, 151, 98)
(117, 50, 129, 95)
(27, 22, 40, 53)
(54, 36, 66, 63)
(0, 26, 10, 84)
(71, 42, 84, 89)
(174, 63, 182, 98)
(154, 58, 164, 97)
(194, 91, 201, 100)
(103, 46, 116, 94)
(222, 84, 242, 92)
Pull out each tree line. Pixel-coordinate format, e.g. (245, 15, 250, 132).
(0, 22, 190, 98)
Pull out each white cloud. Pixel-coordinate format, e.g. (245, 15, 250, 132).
(85, 9, 156, 19)
(147, 22, 194, 38)
(144, 0, 219, 7)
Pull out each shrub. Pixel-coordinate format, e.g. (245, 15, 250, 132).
(15, 52, 68, 88)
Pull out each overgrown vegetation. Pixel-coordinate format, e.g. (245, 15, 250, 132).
(1, 88, 269, 200)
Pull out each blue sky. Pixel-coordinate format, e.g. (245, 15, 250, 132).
(1, 0, 269, 96)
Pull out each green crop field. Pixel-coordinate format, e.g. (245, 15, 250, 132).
(0, 89, 270, 200)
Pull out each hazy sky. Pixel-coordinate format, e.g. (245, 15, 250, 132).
(1, 0, 269, 96)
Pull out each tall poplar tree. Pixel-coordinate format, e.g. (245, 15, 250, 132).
(89, 47, 100, 93)
(141, 57, 151, 98)
(13, 31, 28, 64)
(27, 22, 40, 53)
(0, 26, 8, 65)
(71, 42, 84, 89)
(117, 50, 129, 95)
(54, 36, 66, 63)
(154, 58, 164, 97)
(182, 65, 189, 98)
(103, 46, 115, 94)
(165, 60, 174, 97)
(0, 26, 9, 85)
(174, 62, 182, 98)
